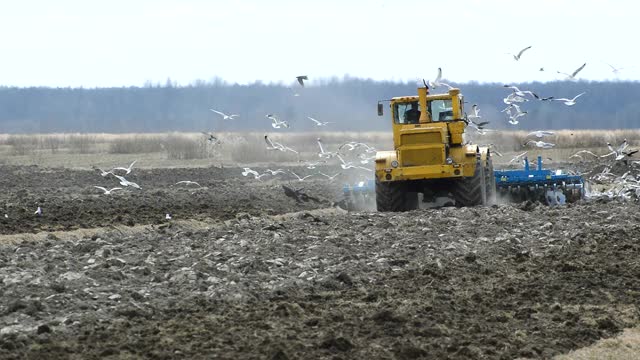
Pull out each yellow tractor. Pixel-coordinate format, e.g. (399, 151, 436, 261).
(374, 85, 495, 211)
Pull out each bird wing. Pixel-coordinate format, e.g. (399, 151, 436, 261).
(264, 135, 276, 148)
(571, 63, 587, 77)
(308, 116, 321, 125)
(94, 186, 108, 192)
(572, 92, 586, 101)
(128, 160, 137, 169)
(317, 138, 326, 153)
(110, 187, 123, 192)
(210, 109, 226, 117)
(516, 45, 532, 58)
(435, 67, 442, 82)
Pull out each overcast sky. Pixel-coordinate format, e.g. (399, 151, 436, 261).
(0, 0, 637, 87)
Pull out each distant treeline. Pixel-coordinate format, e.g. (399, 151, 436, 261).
(1, 77, 639, 133)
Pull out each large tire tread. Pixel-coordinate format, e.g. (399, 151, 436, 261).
(376, 179, 417, 212)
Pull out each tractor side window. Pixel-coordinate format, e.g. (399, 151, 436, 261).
(430, 99, 454, 122)
(393, 102, 420, 124)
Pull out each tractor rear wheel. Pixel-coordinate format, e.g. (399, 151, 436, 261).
(375, 179, 418, 212)
(452, 157, 485, 207)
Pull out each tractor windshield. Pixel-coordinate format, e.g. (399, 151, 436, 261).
(430, 99, 454, 122)
(394, 99, 454, 123)
(393, 102, 420, 124)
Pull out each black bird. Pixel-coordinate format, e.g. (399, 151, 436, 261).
(296, 75, 308, 87)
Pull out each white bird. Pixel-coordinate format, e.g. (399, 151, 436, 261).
(175, 181, 201, 187)
(94, 186, 123, 195)
(241, 167, 270, 180)
(428, 67, 442, 88)
(289, 171, 313, 181)
(509, 151, 528, 164)
(508, 111, 528, 125)
(358, 153, 376, 164)
(319, 172, 341, 180)
(503, 85, 537, 98)
(308, 116, 333, 126)
(165, 213, 172, 220)
(337, 154, 373, 172)
(527, 131, 555, 138)
(112, 160, 137, 175)
(604, 62, 624, 75)
(525, 140, 555, 149)
(552, 92, 585, 106)
(264, 169, 286, 175)
(98, 168, 114, 177)
(602, 141, 638, 160)
(264, 135, 298, 154)
(338, 141, 376, 153)
(302, 160, 326, 169)
(510, 45, 532, 61)
(210, 109, 239, 120)
(317, 138, 338, 159)
(3, 214, 7, 218)
(112, 174, 141, 189)
(557, 63, 587, 80)
(296, 75, 308, 87)
(468, 104, 481, 120)
(242, 167, 259, 177)
(266, 114, 290, 129)
(569, 150, 599, 160)
(34, 206, 42, 216)
(484, 144, 503, 157)
(503, 92, 529, 105)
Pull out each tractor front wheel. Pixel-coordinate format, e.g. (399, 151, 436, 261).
(375, 179, 418, 212)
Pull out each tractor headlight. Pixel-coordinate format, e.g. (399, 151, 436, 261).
(390, 160, 399, 168)
(446, 157, 453, 164)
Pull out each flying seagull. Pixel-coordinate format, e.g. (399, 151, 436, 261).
(525, 140, 555, 149)
(510, 45, 532, 61)
(201, 132, 219, 144)
(602, 140, 638, 160)
(319, 172, 341, 180)
(175, 180, 201, 187)
(112, 160, 137, 175)
(296, 75, 308, 87)
(430, 67, 443, 87)
(308, 116, 334, 126)
(266, 114, 290, 129)
(468, 104, 482, 120)
(604, 62, 624, 75)
(552, 92, 585, 106)
(289, 171, 313, 181)
(317, 138, 338, 159)
(557, 63, 587, 80)
(264, 169, 286, 175)
(93, 186, 123, 195)
(34, 206, 42, 216)
(264, 135, 298, 154)
(112, 174, 141, 189)
(507, 110, 528, 125)
(527, 130, 555, 138)
(337, 154, 373, 172)
(509, 151, 528, 164)
(210, 109, 239, 120)
(569, 150, 599, 160)
(165, 213, 172, 220)
(97, 168, 114, 177)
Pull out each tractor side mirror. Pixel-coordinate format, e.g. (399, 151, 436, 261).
(377, 102, 383, 116)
